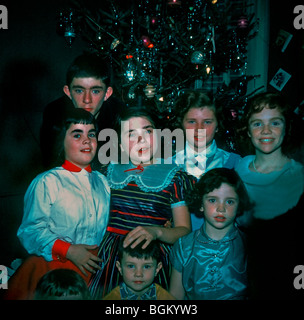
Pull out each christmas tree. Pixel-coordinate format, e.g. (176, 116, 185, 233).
(57, 0, 258, 150)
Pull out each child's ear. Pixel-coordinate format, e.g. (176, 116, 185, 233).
(104, 86, 113, 101)
(116, 261, 122, 275)
(199, 206, 204, 212)
(247, 130, 252, 138)
(155, 262, 162, 276)
(63, 85, 72, 99)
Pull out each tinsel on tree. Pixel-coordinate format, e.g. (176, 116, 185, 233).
(56, 0, 258, 150)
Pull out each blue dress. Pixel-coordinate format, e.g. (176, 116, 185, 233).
(170, 224, 248, 300)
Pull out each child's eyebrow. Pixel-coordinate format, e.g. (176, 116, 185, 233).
(70, 129, 84, 134)
(71, 85, 104, 89)
(250, 116, 284, 123)
(70, 128, 96, 134)
(186, 117, 214, 121)
(127, 125, 154, 133)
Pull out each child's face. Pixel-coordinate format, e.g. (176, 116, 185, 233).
(200, 183, 239, 240)
(182, 107, 218, 152)
(116, 253, 162, 296)
(64, 123, 97, 169)
(120, 116, 157, 166)
(248, 107, 286, 156)
(63, 77, 113, 117)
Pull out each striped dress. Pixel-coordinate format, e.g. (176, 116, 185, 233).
(88, 161, 194, 299)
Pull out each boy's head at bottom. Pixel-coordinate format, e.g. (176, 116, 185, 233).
(116, 239, 162, 296)
(34, 269, 90, 300)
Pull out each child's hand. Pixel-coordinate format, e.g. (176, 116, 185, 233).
(123, 226, 161, 249)
(164, 220, 172, 228)
(66, 244, 102, 276)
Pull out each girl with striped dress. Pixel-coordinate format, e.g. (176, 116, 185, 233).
(89, 107, 193, 299)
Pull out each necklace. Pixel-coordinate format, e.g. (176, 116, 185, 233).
(252, 156, 289, 173)
(252, 158, 258, 172)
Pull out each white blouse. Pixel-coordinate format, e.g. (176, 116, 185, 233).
(173, 140, 241, 179)
(17, 166, 110, 261)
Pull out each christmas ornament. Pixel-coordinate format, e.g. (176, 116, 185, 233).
(124, 57, 137, 82)
(141, 35, 154, 49)
(190, 51, 206, 65)
(111, 38, 120, 50)
(63, 10, 76, 47)
(144, 84, 156, 98)
(64, 23, 76, 47)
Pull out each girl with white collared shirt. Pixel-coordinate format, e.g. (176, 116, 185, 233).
(6, 109, 110, 300)
(172, 90, 241, 230)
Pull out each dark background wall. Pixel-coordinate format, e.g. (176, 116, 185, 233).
(0, 1, 303, 266)
(268, 0, 304, 107)
(0, 1, 88, 265)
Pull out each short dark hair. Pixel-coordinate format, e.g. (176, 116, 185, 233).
(34, 269, 90, 300)
(117, 238, 161, 263)
(53, 108, 97, 166)
(188, 168, 253, 217)
(66, 53, 113, 88)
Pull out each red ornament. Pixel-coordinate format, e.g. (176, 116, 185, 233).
(141, 35, 154, 48)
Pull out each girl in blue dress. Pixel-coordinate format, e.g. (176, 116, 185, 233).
(169, 168, 252, 300)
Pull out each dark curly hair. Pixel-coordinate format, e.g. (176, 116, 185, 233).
(187, 168, 253, 217)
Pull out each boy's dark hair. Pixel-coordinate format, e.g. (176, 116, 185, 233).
(53, 108, 97, 166)
(66, 53, 113, 88)
(187, 168, 253, 217)
(34, 269, 90, 300)
(117, 238, 161, 263)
